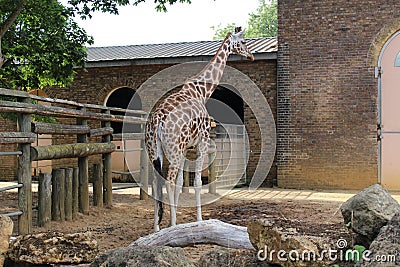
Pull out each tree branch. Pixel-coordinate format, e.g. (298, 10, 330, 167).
(0, 0, 27, 68)
(0, 0, 28, 38)
(0, 39, 7, 68)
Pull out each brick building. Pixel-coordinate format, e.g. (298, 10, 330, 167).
(45, 37, 278, 186)
(277, 0, 400, 189)
(3, 0, 400, 190)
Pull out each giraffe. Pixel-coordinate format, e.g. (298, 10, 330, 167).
(145, 27, 254, 232)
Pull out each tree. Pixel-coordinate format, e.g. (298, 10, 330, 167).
(0, 0, 192, 90)
(212, 0, 277, 40)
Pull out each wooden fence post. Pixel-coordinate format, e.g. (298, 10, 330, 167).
(208, 148, 217, 194)
(102, 109, 112, 207)
(38, 172, 51, 227)
(93, 163, 103, 207)
(72, 167, 79, 220)
(51, 168, 65, 221)
(17, 96, 32, 234)
(77, 109, 89, 214)
(64, 168, 73, 221)
(140, 135, 149, 200)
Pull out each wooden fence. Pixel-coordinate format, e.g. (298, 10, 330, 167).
(0, 87, 147, 234)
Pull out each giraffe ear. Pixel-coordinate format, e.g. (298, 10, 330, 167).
(235, 26, 242, 34)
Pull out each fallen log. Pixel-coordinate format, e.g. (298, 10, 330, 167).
(129, 219, 254, 250)
(30, 143, 115, 161)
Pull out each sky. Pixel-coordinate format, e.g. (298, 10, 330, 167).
(71, 0, 260, 47)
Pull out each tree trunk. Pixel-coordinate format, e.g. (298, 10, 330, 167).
(0, 0, 28, 68)
(129, 219, 254, 250)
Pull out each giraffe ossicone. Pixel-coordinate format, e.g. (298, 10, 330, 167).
(145, 26, 254, 232)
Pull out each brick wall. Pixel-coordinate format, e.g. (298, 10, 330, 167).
(45, 59, 278, 186)
(277, 0, 400, 189)
(0, 117, 17, 181)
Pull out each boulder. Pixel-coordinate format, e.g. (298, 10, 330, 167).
(356, 213, 400, 266)
(0, 215, 13, 267)
(341, 184, 400, 247)
(7, 232, 98, 265)
(247, 219, 330, 267)
(197, 247, 269, 267)
(91, 245, 196, 267)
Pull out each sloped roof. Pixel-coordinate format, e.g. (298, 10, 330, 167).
(86, 37, 277, 64)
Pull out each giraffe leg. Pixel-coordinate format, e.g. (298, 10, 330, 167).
(166, 166, 179, 226)
(194, 156, 204, 221)
(153, 177, 160, 232)
(152, 156, 163, 232)
(174, 159, 185, 210)
(194, 137, 209, 221)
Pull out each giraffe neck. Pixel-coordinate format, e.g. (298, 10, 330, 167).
(185, 34, 232, 102)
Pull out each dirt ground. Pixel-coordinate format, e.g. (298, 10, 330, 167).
(1, 191, 352, 263)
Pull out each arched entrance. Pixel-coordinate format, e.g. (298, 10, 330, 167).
(378, 31, 400, 190)
(207, 85, 248, 187)
(207, 85, 244, 124)
(104, 87, 142, 182)
(104, 87, 142, 133)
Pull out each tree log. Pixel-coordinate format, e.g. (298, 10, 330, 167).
(30, 143, 115, 161)
(129, 219, 254, 250)
(89, 127, 113, 137)
(51, 169, 65, 222)
(92, 163, 103, 207)
(64, 168, 73, 221)
(32, 122, 90, 135)
(38, 173, 51, 227)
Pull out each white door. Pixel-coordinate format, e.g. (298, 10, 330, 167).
(380, 31, 400, 190)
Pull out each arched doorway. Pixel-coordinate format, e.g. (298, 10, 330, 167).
(207, 85, 248, 187)
(104, 87, 142, 182)
(207, 85, 244, 124)
(104, 87, 142, 134)
(379, 31, 400, 190)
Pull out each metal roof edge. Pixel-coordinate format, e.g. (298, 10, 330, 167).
(84, 52, 277, 68)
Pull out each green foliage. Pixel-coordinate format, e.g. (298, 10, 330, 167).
(67, 0, 192, 18)
(0, 0, 93, 90)
(212, 0, 277, 40)
(1, 0, 194, 91)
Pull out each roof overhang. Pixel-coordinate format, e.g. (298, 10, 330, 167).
(84, 52, 277, 68)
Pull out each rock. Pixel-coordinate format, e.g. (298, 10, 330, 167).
(247, 219, 330, 267)
(91, 245, 196, 267)
(340, 184, 400, 247)
(0, 215, 13, 267)
(197, 247, 270, 267)
(356, 213, 400, 266)
(7, 232, 98, 265)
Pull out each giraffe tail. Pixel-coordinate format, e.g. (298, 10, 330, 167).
(153, 157, 164, 225)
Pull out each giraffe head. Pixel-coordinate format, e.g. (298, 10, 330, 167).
(229, 27, 254, 61)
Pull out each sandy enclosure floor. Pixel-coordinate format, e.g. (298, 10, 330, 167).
(0, 190, 352, 263)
